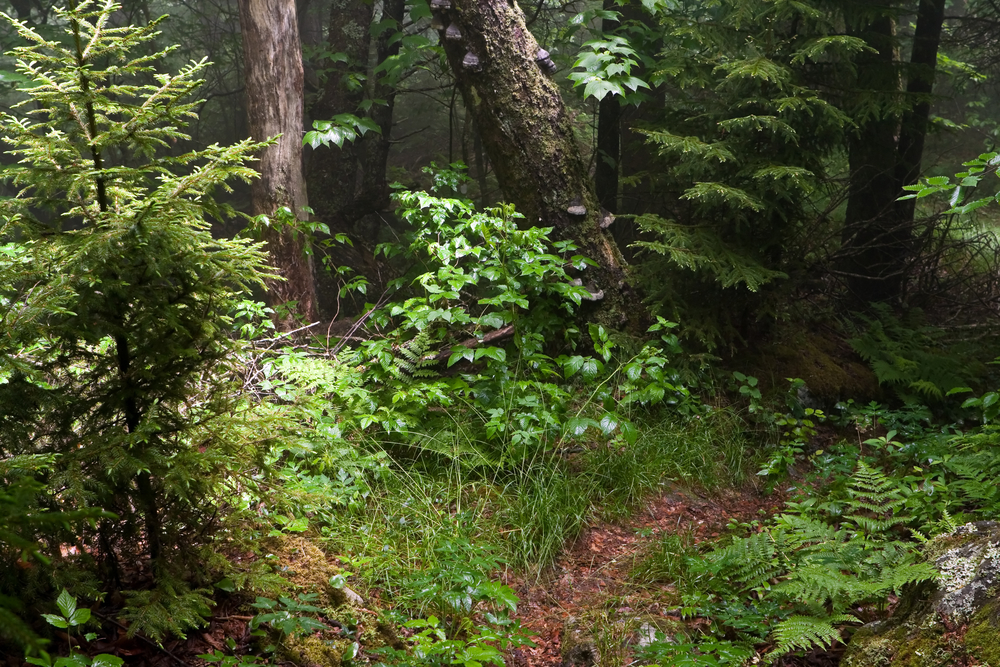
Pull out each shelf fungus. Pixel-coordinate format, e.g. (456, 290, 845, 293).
(462, 50, 482, 72)
(445, 23, 462, 41)
(535, 48, 557, 75)
(430, 14, 445, 30)
(430, 0, 451, 10)
(599, 209, 615, 229)
(566, 198, 587, 217)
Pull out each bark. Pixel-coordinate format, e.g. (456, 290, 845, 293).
(841, 1, 947, 306)
(358, 0, 406, 211)
(238, 0, 318, 325)
(895, 0, 947, 223)
(842, 14, 906, 305)
(436, 0, 631, 324)
(306, 0, 373, 226)
(595, 0, 621, 214)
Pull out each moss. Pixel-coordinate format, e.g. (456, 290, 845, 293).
(745, 325, 880, 403)
(964, 598, 1000, 665)
(841, 623, 896, 667)
(282, 634, 347, 667)
(270, 535, 349, 607)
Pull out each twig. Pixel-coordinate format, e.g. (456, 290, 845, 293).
(433, 324, 515, 361)
(258, 321, 322, 344)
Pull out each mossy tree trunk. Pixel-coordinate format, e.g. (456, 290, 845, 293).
(238, 0, 318, 325)
(436, 0, 632, 325)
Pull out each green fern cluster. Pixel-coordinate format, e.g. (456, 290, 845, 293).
(689, 462, 936, 663)
(388, 330, 439, 385)
(848, 304, 983, 402)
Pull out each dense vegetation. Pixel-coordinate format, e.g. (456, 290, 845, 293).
(2, 0, 1000, 666)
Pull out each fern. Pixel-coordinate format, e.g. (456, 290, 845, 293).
(847, 304, 981, 402)
(120, 580, 213, 644)
(389, 330, 438, 385)
(845, 461, 909, 536)
(766, 614, 857, 661)
(692, 460, 936, 663)
(704, 530, 786, 592)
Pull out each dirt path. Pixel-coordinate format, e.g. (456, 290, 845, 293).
(506, 484, 785, 667)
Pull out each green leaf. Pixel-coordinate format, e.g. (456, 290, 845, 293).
(41, 614, 69, 629)
(477, 312, 506, 329)
(564, 417, 599, 437)
(562, 355, 586, 378)
(214, 577, 237, 593)
(91, 656, 125, 667)
(285, 516, 309, 532)
(69, 608, 91, 626)
(56, 590, 76, 619)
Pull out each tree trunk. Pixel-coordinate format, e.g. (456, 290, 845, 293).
(895, 0, 946, 223)
(841, 14, 905, 306)
(306, 0, 373, 226)
(238, 0, 318, 325)
(841, 1, 946, 307)
(595, 0, 621, 214)
(436, 0, 631, 323)
(358, 0, 406, 211)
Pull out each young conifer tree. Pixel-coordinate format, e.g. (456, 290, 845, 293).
(0, 0, 272, 617)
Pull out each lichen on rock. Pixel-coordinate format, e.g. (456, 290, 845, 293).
(842, 521, 1000, 666)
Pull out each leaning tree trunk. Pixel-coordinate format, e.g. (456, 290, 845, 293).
(238, 0, 318, 326)
(435, 0, 631, 324)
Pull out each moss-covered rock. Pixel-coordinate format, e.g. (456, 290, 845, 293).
(561, 616, 600, 667)
(842, 521, 1000, 666)
(742, 324, 881, 405)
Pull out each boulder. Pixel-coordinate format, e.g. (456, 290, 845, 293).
(843, 521, 1000, 666)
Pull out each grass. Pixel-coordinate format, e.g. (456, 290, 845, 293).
(308, 405, 761, 597)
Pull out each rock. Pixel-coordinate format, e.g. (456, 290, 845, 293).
(342, 585, 365, 606)
(843, 521, 1000, 666)
(561, 616, 600, 667)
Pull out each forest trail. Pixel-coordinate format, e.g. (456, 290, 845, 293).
(507, 484, 785, 666)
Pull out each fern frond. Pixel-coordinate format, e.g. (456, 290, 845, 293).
(846, 462, 909, 535)
(120, 582, 213, 644)
(707, 530, 785, 591)
(766, 614, 856, 661)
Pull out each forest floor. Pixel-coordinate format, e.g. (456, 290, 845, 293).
(505, 482, 787, 667)
(56, 482, 844, 667)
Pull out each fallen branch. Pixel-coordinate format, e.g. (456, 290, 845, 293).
(433, 324, 515, 362)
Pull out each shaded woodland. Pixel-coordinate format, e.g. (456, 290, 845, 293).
(3, 0, 1000, 665)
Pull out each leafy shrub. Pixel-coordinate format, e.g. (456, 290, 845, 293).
(374, 539, 533, 666)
